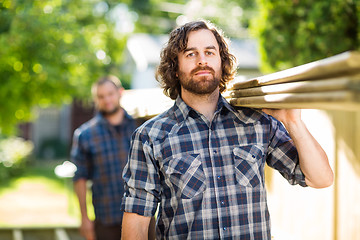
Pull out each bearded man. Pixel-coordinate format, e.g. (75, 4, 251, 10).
(121, 21, 333, 239)
(71, 75, 135, 240)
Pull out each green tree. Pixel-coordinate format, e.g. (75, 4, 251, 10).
(252, 0, 359, 73)
(0, 0, 130, 134)
(128, 0, 257, 37)
(129, 0, 186, 34)
(179, 0, 257, 38)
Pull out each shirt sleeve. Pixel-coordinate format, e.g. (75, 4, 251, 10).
(70, 128, 92, 181)
(121, 128, 161, 217)
(265, 116, 307, 187)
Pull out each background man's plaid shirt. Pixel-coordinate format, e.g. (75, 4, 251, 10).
(71, 112, 135, 225)
(122, 96, 306, 239)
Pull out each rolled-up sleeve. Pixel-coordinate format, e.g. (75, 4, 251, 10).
(266, 116, 307, 187)
(71, 129, 91, 181)
(121, 129, 160, 217)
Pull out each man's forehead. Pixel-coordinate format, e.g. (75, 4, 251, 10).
(184, 29, 219, 50)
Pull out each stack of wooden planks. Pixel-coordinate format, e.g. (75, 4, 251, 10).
(226, 51, 360, 111)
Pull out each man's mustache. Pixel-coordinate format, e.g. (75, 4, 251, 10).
(190, 66, 215, 75)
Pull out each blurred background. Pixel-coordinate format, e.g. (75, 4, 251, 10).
(0, 0, 359, 239)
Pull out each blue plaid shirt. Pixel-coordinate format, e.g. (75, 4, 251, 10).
(71, 111, 135, 225)
(122, 96, 306, 239)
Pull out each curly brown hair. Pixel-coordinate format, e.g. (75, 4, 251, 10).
(155, 20, 237, 100)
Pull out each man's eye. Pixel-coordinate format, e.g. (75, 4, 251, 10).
(186, 52, 195, 57)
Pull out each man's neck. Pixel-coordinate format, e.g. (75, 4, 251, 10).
(181, 88, 219, 121)
(104, 107, 124, 126)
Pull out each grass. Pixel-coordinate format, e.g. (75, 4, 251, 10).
(0, 161, 65, 194)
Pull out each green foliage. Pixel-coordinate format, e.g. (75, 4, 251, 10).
(0, 0, 129, 134)
(0, 137, 34, 181)
(185, 0, 258, 38)
(129, 0, 257, 37)
(251, 0, 359, 73)
(129, 0, 186, 34)
(0, 0, 258, 134)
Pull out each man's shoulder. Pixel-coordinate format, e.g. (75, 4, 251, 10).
(74, 115, 101, 135)
(134, 107, 177, 138)
(123, 109, 135, 121)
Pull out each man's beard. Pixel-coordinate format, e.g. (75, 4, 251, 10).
(99, 105, 120, 116)
(178, 66, 220, 95)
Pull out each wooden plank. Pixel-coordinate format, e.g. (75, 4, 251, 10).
(228, 101, 360, 111)
(230, 51, 360, 90)
(230, 75, 360, 98)
(228, 90, 360, 111)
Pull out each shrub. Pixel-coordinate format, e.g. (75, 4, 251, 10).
(0, 137, 34, 181)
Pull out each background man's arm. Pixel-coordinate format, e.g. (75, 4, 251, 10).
(74, 178, 95, 240)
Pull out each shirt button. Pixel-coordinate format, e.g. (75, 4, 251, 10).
(223, 227, 227, 231)
(221, 201, 225, 205)
(217, 176, 221, 180)
(213, 150, 217, 154)
(252, 155, 256, 158)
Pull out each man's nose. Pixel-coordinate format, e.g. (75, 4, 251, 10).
(197, 54, 208, 66)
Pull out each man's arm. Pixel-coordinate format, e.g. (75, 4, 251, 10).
(263, 109, 334, 188)
(74, 178, 95, 240)
(122, 212, 152, 240)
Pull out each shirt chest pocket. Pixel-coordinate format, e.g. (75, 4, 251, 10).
(233, 145, 264, 188)
(164, 154, 206, 199)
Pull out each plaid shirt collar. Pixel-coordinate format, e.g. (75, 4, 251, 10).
(173, 94, 260, 125)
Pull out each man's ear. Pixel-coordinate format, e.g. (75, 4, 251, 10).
(118, 87, 124, 97)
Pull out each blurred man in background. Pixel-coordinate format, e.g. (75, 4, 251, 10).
(71, 75, 136, 240)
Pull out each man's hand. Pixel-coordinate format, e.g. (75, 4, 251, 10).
(80, 217, 95, 240)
